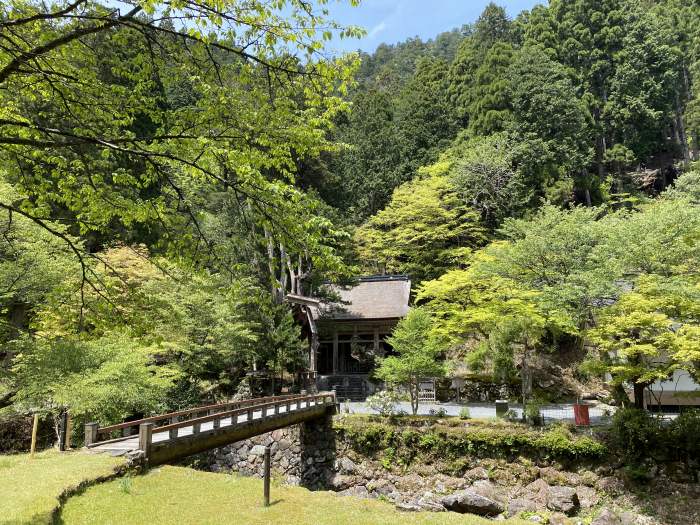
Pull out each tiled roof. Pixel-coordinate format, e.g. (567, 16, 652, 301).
(312, 275, 411, 321)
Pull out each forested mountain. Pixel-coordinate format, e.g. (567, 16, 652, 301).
(333, 0, 700, 221)
(1, 0, 699, 441)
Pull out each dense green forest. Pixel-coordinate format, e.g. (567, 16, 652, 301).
(1, 0, 699, 440)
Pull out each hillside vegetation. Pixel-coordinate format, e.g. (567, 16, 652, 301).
(0, 0, 698, 449)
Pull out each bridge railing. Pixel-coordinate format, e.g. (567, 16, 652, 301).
(84, 394, 303, 447)
(138, 391, 336, 458)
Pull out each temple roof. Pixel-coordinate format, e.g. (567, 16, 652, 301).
(312, 275, 411, 321)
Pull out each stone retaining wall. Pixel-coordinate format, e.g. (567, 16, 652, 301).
(195, 416, 667, 524)
(199, 414, 336, 488)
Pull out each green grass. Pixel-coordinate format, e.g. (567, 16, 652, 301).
(60, 466, 527, 525)
(0, 450, 124, 525)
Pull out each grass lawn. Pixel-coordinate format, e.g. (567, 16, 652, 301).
(60, 466, 527, 525)
(0, 450, 124, 525)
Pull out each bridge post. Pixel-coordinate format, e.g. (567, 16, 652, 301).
(139, 422, 154, 459)
(84, 422, 98, 447)
(263, 445, 271, 507)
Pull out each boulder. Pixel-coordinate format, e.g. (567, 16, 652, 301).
(548, 512, 570, 525)
(547, 486, 579, 516)
(396, 502, 422, 512)
(471, 479, 506, 503)
(367, 479, 395, 497)
(596, 476, 625, 496)
(575, 485, 599, 509)
(416, 491, 445, 512)
(591, 508, 621, 525)
(441, 490, 505, 516)
(339, 457, 357, 474)
(524, 478, 550, 507)
(620, 511, 646, 525)
(250, 445, 267, 456)
(337, 485, 369, 499)
(328, 473, 355, 491)
(465, 466, 490, 481)
(507, 498, 538, 516)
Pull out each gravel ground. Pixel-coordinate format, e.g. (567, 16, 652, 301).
(341, 401, 614, 425)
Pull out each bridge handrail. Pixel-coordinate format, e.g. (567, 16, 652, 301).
(155, 392, 335, 435)
(95, 394, 300, 436)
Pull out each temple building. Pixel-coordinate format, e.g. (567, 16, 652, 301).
(287, 275, 411, 400)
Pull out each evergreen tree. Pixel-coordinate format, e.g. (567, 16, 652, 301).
(394, 57, 459, 180)
(331, 88, 402, 218)
(467, 41, 515, 136)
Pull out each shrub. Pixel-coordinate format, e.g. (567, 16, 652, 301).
(609, 408, 662, 463)
(668, 409, 700, 476)
(334, 415, 606, 464)
(366, 390, 400, 417)
(459, 407, 471, 420)
(504, 409, 519, 421)
(428, 407, 447, 417)
(525, 401, 542, 426)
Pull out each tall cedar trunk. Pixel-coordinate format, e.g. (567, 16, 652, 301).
(676, 96, 690, 165)
(692, 131, 700, 161)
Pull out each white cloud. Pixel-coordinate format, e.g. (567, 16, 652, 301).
(367, 21, 387, 39)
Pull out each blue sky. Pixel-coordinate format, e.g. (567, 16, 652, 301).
(324, 0, 543, 54)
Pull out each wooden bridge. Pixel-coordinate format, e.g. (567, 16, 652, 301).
(84, 392, 336, 465)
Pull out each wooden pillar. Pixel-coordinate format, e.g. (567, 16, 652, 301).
(263, 446, 271, 507)
(373, 326, 380, 353)
(139, 422, 154, 459)
(30, 414, 39, 458)
(84, 422, 98, 447)
(332, 330, 339, 375)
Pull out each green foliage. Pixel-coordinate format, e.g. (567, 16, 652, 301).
(420, 196, 700, 401)
(334, 416, 607, 465)
(355, 173, 486, 281)
(459, 407, 471, 420)
(524, 401, 542, 425)
(375, 308, 446, 415)
(609, 408, 663, 463)
(467, 42, 515, 136)
(448, 133, 528, 226)
(11, 332, 177, 425)
(587, 275, 700, 390)
(366, 390, 400, 417)
(668, 409, 700, 469)
(664, 168, 700, 202)
(608, 408, 700, 476)
(507, 46, 593, 201)
(393, 57, 459, 179)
